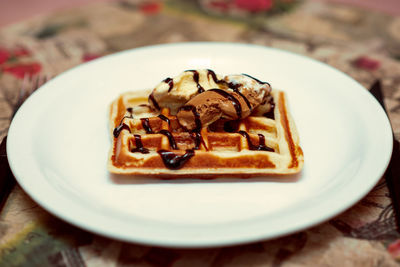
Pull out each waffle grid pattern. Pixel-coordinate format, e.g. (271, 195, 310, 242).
(108, 90, 303, 178)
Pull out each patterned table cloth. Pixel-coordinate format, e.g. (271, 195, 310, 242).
(1, 0, 400, 266)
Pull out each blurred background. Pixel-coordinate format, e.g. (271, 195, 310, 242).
(1, 1, 400, 266)
(0, 0, 399, 26)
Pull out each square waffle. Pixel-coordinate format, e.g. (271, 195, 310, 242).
(108, 89, 304, 178)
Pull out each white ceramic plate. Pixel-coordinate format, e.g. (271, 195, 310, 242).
(7, 42, 393, 248)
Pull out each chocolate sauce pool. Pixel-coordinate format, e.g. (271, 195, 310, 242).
(157, 149, 195, 170)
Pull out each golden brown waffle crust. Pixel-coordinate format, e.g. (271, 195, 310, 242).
(108, 89, 304, 178)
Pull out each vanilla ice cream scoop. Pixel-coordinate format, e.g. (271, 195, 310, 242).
(148, 69, 226, 114)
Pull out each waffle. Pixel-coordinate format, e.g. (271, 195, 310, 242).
(108, 89, 304, 178)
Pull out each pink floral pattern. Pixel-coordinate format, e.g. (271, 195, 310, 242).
(352, 56, 381, 71)
(82, 53, 101, 62)
(388, 239, 400, 259)
(139, 2, 162, 14)
(234, 0, 273, 12)
(0, 48, 10, 64)
(1, 0, 400, 266)
(2, 63, 42, 79)
(199, 0, 296, 16)
(0, 47, 41, 79)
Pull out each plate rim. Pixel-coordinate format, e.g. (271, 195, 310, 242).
(6, 42, 393, 248)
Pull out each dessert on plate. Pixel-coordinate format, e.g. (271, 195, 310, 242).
(108, 69, 303, 178)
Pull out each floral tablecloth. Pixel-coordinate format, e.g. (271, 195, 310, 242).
(1, 0, 400, 266)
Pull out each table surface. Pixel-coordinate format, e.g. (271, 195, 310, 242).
(1, 0, 400, 266)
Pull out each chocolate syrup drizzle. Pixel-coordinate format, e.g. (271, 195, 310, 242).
(242, 73, 271, 86)
(163, 77, 174, 92)
(257, 134, 272, 151)
(232, 87, 252, 111)
(178, 105, 202, 131)
(157, 114, 170, 125)
(207, 69, 252, 111)
(238, 131, 274, 152)
(207, 69, 224, 84)
(263, 99, 275, 120)
(113, 110, 133, 138)
(149, 91, 160, 110)
(186, 70, 205, 93)
(140, 118, 154, 134)
(191, 131, 207, 150)
(131, 135, 150, 154)
(192, 132, 201, 150)
(209, 88, 242, 119)
(223, 120, 240, 132)
(157, 149, 195, 170)
(113, 123, 130, 138)
(159, 129, 178, 149)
